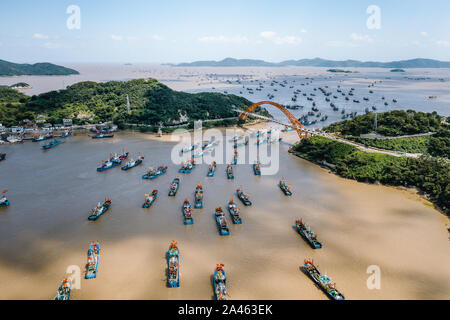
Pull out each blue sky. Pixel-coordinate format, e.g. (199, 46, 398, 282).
(1, 0, 449, 63)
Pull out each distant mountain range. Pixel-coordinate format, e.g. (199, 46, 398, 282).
(171, 57, 450, 68)
(0, 59, 79, 76)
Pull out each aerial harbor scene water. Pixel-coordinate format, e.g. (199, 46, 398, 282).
(0, 1, 449, 303)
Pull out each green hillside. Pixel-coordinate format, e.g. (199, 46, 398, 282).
(0, 78, 255, 127)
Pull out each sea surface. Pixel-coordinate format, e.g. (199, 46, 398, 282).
(1, 64, 449, 129)
(0, 132, 449, 299)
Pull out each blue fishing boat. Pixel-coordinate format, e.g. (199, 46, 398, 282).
(253, 162, 261, 175)
(97, 155, 122, 171)
(213, 264, 229, 300)
(42, 139, 63, 150)
(60, 130, 72, 138)
(142, 190, 158, 208)
(142, 166, 168, 179)
(279, 178, 292, 196)
(121, 155, 144, 170)
(194, 184, 204, 209)
(232, 151, 238, 165)
(0, 190, 9, 207)
(88, 199, 112, 221)
(226, 164, 234, 179)
(296, 219, 322, 249)
(302, 259, 344, 300)
(215, 207, 230, 236)
(178, 160, 195, 173)
(85, 242, 100, 279)
(207, 161, 216, 177)
(236, 188, 252, 206)
(227, 200, 242, 224)
(167, 241, 180, 287)
(182, 199, 193, 225)
(168, 177, 180, 196)
(54, 278, 72, 300)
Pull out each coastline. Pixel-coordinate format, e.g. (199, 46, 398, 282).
(288, 147, 448, 217)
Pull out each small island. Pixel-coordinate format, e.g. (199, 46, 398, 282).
(0, 59, 79, 76)
(390, 68, 405, 72)
(326, 69, 354, 73)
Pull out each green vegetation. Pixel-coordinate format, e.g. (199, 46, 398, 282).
(293, 136, 449, 214)
(0, 59, 79, 76)
(346, 129, 449, 158)
(324, 110, 445, 136)
(0, 78, 254, 127)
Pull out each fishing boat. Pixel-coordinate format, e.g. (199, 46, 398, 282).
(33, 132, 53, 142)
(207, 161, 216, 177)
(85, 241, 100, 279)
(0, 190, 9, 207)
(181, 144, 197, 153)
(121, 154, 144, 170)
(60, 130, 72, 138)
(178, 159, 195, 173)
(42, 139, 63, 150)
(182, 199, 193, 225)
(253, 162, 261, 175)
(142, 166, 168, 179)
(295, 219, 322, 249)
(92, 132, 114, 139)
(118, 150, 129, 160)
(215, 207, 230, 236)
(167, 241, 180, 287)
(302, 259, 345, 300)
(227, 200, 242, 224)
(142, 190, 158, 208)
(226, 164, 234, 179)
(279, 178, 292, 196)
(97, 157, 121, 172)
(54, 278, 72, 300)
(236, 188, 252, 206)
(229, 135, 244, 142)
(168, 177, 180, 196)
(213, 264, 229, 300)
(233, 139, 248, 148)
(232, 151, 238, 165)
(194, 184, 204, 209)
(88, 199, 112, 221)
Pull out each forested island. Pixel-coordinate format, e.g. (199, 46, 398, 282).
(0, 59, 79, 76)
(0, 78, 257, 128)
(293, 111, 449, 214)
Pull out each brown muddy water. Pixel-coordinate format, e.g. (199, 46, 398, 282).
(0, 131, 448, 299)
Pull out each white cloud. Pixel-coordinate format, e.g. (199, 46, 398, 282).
(260, 31, 277, 39)
(198, 35, 248, 44)
(259, 31, 302, 45)
(110, 34, 123, 41)
(42, 42, 61, 49)
(420, 31, 428, 37)
(327, 40, 358, 47)
(151, 34, 164, 41)
(33, 33, 50, 40)
(300, 28, 307, 33)
(435, 40, 449, 47)
(350, 33, 373, 42)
